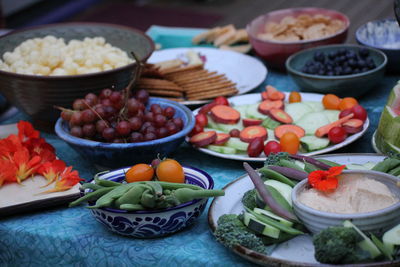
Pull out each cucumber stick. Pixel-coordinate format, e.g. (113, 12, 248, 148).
(243, 212, 280, 238)
(300, 136, 330, 152)
(343, 220, 382, 259)
(253, 208, 293, 227)
(206, 145, 236, 154)
(371, 234, 393, 260)
(245, 210, 303, 235)
(382, 223, 400, 255)
(224, 138, 248, 151)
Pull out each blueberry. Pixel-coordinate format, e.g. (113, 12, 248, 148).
(301, 66, 309, 73)
(328, 51, 337, 60)
(361, 67, 369, 72)
(308, 66, 317, 74)
(338, 48, 347, 55)
(305, 61, 314, 67)
(348, 59, 357, 67)
(314, 51, 325, 62)
(359, 48, 369, 58)
(345, 50, 356, 59)
(357, 60, 366, 68)
(327, 71, 334, 76)
(353, 68, 361, 73)
(317, 69, 325, 75)
(343, 66, 352, 74)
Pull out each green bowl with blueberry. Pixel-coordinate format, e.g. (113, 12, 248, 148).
(285, 44, 387, 97)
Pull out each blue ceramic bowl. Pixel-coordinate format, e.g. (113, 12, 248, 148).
(356, 18, 400, 73)
(87, 165, 213, 238)
(286, 44, 387, 97)
(55, 97, 195, 168)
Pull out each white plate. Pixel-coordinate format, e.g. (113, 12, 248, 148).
(208, 153, 397, 266)
(192, 92, 370, 161)
(0, 123, 80, 216)
(147, 47, 267, 105)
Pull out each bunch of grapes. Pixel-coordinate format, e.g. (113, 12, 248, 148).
(60, 89, 184, 143)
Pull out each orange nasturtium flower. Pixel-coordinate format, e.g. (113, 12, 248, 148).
(41, 166, 83, 193)
(37, 159, 66, 187)
(0, 160, 18, 186)
(11, 147, 42, 184)
(308, 165, 346, 192)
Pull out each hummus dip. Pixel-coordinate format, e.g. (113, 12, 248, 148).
(298, 174, 398, 214)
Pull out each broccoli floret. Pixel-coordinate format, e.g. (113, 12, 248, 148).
(264, 152, 290, 166)
(313, 226, 370, 264)
(214, 214, 266, 254)
(241, 189, 257, 210)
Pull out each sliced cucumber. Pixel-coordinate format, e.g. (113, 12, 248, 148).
(363, 162, 377, 170)
(300, 136, 330, 152)
(382, 223, 400, 254)
(216, 120, 243, 133)
(294, 160, 305, 170)
(264, 179, 293, 205)
(206, 145, 236, 154)
(343, 220, 382, 259)
(322, 110, 340, 123)
(224, 137, 248, 151)
(206, 115, 220, 130)
(246, 209, 303, 235)
(256, 186, 293, 213)
(284, 102, 312, 122)
(303, 101, 324, 112)
(253, 208, 293, 227)
(246, 104, 269, 120)
(295, 112, 330, 135)
(234, 104, 250, 118)
(243, 212, 280, 238)
(262, 117, 281, 130)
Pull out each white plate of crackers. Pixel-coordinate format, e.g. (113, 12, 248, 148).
(145, 47, 267, 105)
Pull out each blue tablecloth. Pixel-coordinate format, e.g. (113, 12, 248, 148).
(0, 31, 399, 266)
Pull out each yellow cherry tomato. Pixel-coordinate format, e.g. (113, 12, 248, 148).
(156, 159, 185, 183)
(125, 163, 154, 183)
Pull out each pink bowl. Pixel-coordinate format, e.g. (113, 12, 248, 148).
(247, 7, 350, 70)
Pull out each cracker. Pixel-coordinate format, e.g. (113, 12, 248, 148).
(154, 59, 184, 71)
(144, 89, 183, 97)
(187, 88, 238, 100)
(184, 81, 236, 92)
(160, 64, 203, 75)
(214, 26, 237, 47)
(219, 44, 252, 54)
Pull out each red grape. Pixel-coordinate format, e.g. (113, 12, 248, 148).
(73, 99, 86, 110)
(96, 120, 108, 133)
(172, 118, 183, 129)
(195, 114, 208, 128)
(70, 126, 83, 137)
(135, 89, 149, 103)
(189, 124, 203, 137)
(85, 93, 98, 104)
(166, 123, 178, 135)
(61, 110, 73, 121)
(164, 107, 175, 119)
(94, 106, 106, 118)
(113, 138, 125, 143)
(82, 109, 96, 123)
(144, 132, 157, 141)
(328, 127, 347, 144)
(214, 96, 229, 106)
(128, 117, 142, 131)
(154, 114, 167, 127)
(229, 129, 240, 137)
(99, 88, 112, 99)
(156, 127, 168, 138)
(351, 105, 367, 121)
(130, 132, 143, 142)
(247, 137, 264, 157)
(104, 106, 116, 118)
(116, 121, 131, 136)
(144, 111, 154, 122)
(151, 104, 162, 114)
(70, 111, 83, 125)
(110, 91, 122, 103)
(102, 128, 116, 140)
(101, 99, 112, 107)
(127, 98, 140, 115)
(144, 126, 156, 134)
(82, 124, 96, 137)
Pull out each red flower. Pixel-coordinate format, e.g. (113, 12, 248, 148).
(11, 147, 42, 184)
(17, 121, 39, 142)
(37, 159, 66, 186)
(41, 166, 83, 193)
(0, 160, 18, 186)
(308, 165, 346, 192)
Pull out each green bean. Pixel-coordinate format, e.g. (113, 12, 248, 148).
(156, 181, 203, 191)
(119, 203, 145, 211)
(88, 185, 131, 209)
(317, 159, 342, 167)
(145, 181, 163, 195)
(259, 167, 296, 187)
(304, 162, 319, 173)
(80, 183, 103, 191)
(389, 165, 400, 176)
(115, 184, 148, 207)
(163, 189, 171, 195)
(278, 159, 304, 171)
(172, 188, 225, 204)
(69, 187, 114, 207)
(95, 179, 122, 187)
(372, 158, 400, 173)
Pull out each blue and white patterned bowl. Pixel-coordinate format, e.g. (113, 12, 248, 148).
(292, 170, 400, 235)
(55, 97, 195, 169)
(356, 18, 400, 73)
(87, 165, 214, 238)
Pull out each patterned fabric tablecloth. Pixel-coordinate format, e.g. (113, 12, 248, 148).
(0, 44, 399, 266)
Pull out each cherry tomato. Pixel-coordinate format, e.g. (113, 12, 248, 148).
(322, 94, 341, 110)
(125, 163, 154, 183)
(195, 113, 208, 128)
(247, 137, 264, 157)
(289, 92, 302, 103)
(214, 96, 230, 106)
(339, 108, 353, 119)
(280, 132, 300, 154)
(338, 97, 358, 111)
(156, 159, 185, 183)
(264, 141, 282, 156)
(189, 124, 204, 137)
(351, 105, 367, 121)
(328, 127, 347, 144)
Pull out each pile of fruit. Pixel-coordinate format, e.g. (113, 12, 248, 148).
(59, 88, 184, 143)
(301, 48, 376, 76)
(189, 86, 368, 157)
